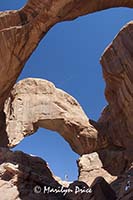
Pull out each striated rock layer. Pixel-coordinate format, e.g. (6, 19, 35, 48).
(0, 0, 132, 110)
(1, 21, 132, 176)
(0, 1, 132, 200)
(0, 21, 131, 200)
(98, 21, 133, 175)
(3, 78, 107, 155)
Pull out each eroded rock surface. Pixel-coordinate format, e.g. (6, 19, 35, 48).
(0, 148, 131, 200)
(0, 1, 132, 110)
(1, 21, 132, 176)
(3, 78, 102, 155)
(0, 1, 132, 200)
(98, 21, 133, 175)
(100, 22, 133, 151)
(0, 147, 69, 200)
(0, 148, 117, 200)
(78, 153, 116, 186)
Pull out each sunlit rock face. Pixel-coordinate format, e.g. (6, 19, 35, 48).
(98, 21, 133, 176)
(78, 153, 116, 186)
(0, 0, 132, 110)
(2, 21, 133, 176)
(0, 0, 132, 199)
(0, 21, 132, 199)
(3, 78, 100, 154)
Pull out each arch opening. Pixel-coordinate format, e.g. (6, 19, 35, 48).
(13, 128, 79, 182)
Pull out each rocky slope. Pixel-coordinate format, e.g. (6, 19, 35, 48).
(0, 148, 132, 200)
(0, 148, 117, 200)
(0, 1, 132, 200)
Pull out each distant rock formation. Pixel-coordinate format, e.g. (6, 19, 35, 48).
(0, 1, 132, 199)
(78, 153, 116, 186)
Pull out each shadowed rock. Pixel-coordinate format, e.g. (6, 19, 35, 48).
(0, 148, 117, 200)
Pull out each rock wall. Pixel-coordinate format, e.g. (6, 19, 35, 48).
(98, 22, 133, 175)
(0, 0, 132, 109)
(0, 1, 132, 199)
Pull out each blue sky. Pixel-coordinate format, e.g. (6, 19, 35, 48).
(1, 1, 132, 181)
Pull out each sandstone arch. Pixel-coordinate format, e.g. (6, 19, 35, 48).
(0, 0, 132, 109)
(0, 1, 132, 199)
(4, 78, 107, 155)
(0, 21, 132, 176)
